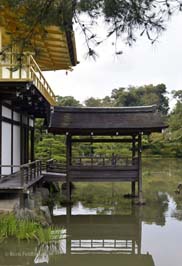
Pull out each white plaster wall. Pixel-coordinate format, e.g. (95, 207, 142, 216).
(13, 125, 20, 172)
(2, 106, 11, 119)
(1, 121, 11, 175)
(29, 118, 34, 127)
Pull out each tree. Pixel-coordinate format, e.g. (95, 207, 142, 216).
(84, 97, 103, 107)
(111, 84, 169, 115)
(169, 90, 182, 135)
(57, 96, 81, 107)
(1, 0, 182, 56)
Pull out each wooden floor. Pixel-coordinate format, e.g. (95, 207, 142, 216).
(0, 174, 44, 192)
(0, 166, 137, 192)
(43, 169, 138, 182)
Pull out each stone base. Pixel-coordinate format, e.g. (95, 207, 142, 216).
(0, 194, 19, 212)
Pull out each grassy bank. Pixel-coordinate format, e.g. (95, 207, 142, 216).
(0, 213, 53, 243)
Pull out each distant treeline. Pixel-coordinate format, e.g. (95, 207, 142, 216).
(35, 84, 182, 161)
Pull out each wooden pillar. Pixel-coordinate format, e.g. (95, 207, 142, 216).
(11, 109, 14, 174)
(0, 104, 2, 177)
(30, 128, 35, 161)
(138, 133, 144, 204)
(0, 27, 2, 79)
(0, 27, 2, 52)
(131, 135, 136, 197)
(27, 117, 29, 162)
(66, 134, 72, 201)
(20, 114, 23, 164)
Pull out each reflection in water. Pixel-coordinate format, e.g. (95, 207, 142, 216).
(52, 204, 155, 266)
(1, 158, 182, 265)
(0, 203, 155, 266)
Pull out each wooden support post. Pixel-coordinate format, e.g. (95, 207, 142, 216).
(30, 128, 35, 161)
(0, 27, 2, 79)
(131, 135, 136, 197)
(137, 133, 145, 205)
(66, 134, 72, 201)
(20, 114, 23, 164)
(0, 105, 2, 177)
(0, 27, 2, 52)
(27, 117, 29, 162)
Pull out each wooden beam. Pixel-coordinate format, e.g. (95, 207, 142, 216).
(71, 138, 133, 143)
(33, 42, 68, 52)
(37, 58, 70, 64)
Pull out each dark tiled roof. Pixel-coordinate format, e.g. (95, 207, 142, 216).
(49, 105, 167, 135)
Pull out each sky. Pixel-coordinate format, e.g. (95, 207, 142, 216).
(44, 14, 182, 107)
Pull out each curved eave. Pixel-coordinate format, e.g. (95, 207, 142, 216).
(0, 9, 78, 71)
(33, 26, 78, 71)
(49, 106, 168, 135)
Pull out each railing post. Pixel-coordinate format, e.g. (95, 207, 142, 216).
(35, 161, 37, 177)
(91, 156, 93, 166)
(26, 54, 31, 79)
(26, 165, 29, 184)
(30, 163, 33, 181)
(20, 166, 24, 187)
(39, 160, 42, 175)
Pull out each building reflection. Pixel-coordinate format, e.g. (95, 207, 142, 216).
(0, 204, 155, 266)
(51, 205, 155, 266)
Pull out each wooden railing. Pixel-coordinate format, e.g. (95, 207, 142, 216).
(0, 160, 42, 188)
(45, 156, 138, 173)
(72, 156, 138, 167)
(46, 159, 66, 173)
(20, 160, 42, 187)
(0, 52, 56, 105)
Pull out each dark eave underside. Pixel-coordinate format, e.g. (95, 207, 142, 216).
(49, 106, 167, 135)
(0, 82, 51, 121)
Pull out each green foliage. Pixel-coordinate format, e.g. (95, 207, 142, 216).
(1, 0, 182, 56)
(35, 134, 66, 162)
(84, 97, 103, 107)
(34, 86, 182, 160)
(0, 214, 52, 243)
(57, 96, 81, 107)
(111, 84, 169, 115)
(84, 84, 169, 115)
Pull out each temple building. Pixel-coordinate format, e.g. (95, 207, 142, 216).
(0, 6, 167, 205)
(0, 6, 77, 176)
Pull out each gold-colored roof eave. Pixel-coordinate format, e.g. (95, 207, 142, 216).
(0, 8, 78, 71)
(33, 26, 77, 71)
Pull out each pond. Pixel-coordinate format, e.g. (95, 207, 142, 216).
(0, 158, 182, 266)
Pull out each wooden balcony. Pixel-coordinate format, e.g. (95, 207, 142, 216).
(0, 53, 57, 106)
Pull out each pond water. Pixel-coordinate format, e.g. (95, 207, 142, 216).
(1, 158, 182, 266)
